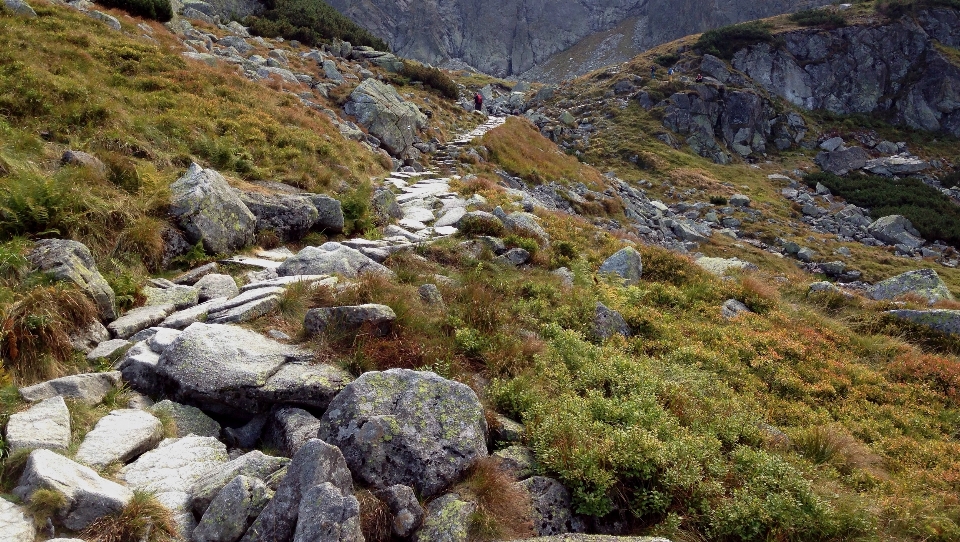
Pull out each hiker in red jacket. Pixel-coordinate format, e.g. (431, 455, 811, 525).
(474, 92, 484, 113)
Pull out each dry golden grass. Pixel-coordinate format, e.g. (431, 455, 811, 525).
(82, 491, 179, 542)
(357, 489, 393, 542)
(456, 457, 534, 541)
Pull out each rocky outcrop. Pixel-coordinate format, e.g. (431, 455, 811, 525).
(169, 164, 256, 255)
(887, 309, 960, 335)
(732, 10, 960, 138)
(19, 371, 122, 404)
(27, 239, 116, 320)
(343, 79, 427, 159)
(869, 268, 954, 303)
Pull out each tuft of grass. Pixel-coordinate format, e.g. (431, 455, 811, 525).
(457, 457, 534, 541)
(1, 447, 31, 493)
(356, 489, 392, 542)
(0, 284, 98, 384)
(27, 488, 67, 525)
(82, 491, 179, 542)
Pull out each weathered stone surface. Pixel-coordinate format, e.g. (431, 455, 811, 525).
(3, 0, 37, 17)
(343, 79, 427, 158)
(262, 407, 323, 457)
(159, 297, 229, 330)
(194, 274, 239, 302)
(75, 409, 163, 469)
(277, 242, 394, 278)
(108, 304, 176, 339)
(156, 323, 347, 416)
(304, 304, 397, 338)
(695, 256, 756, 277)
(318, 369, 487, 497)
(206, 294, 281, 324)
(240, 191, 319, 242)
(27, 239, 116, 320)
(721, 299, 752, 319)
(504, 212, 550, 247)
(87, 10, 121, 31)
(69, 321, 110, 354)
(190, 451, 289, 515)
(887, 309, 960, 335)
(598, 247, 642, 285)
(86, 339, 131, 362)
(121, 436, 229, 535)
(193, 475, 269, 542)
(151, 400, 221, 438)
(497, 247, 531, 266)
(116, 341, 162, 397)
(20, 372, 121, 404)
(173, 263, 220, 285)
(375, 485, 424, 538)
(809, 281, 842, 294)
(506, 537, 672, 542)
(814, 147, 869, 175)
(170, 164, 256, 254)
(144, 285, 200, 311)
(292, 483, 363, 542)
(868, 215, 924, 250)
(494, 445, 537, 479)
(309, 195, 345, 234)
(4, 396, 71, 453)
(592, 302, 631, 341)
(729, 194, 751, 207)
(240, 439, 353, 542)
(414, 493, 476, 542)
(869, 268, 954, 303)
(14, 449, 133, 531)
(418, 283, 443, 305)
(0, 498, 34, 542)
(455, 211, 504, 236)
(864, 155, 930, 176)
(521, 476, 586, 536)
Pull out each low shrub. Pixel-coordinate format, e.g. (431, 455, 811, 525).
(95, 0, 172, 21)
(82, 491, 179, 542)
(804, 172, 960, 246)
(695, 21, 776, 60)
(654, 53, 679, 67)
(789, 8, 846, 29)
(244, 0, 389, 51)
(401, 60, 459, 100)
(710, 195, 728, 205)
(876, 0, 960, 18)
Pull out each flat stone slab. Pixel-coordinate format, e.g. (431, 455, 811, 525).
(86, 339, 132, 361)
(75, 409, 163, 469)
(240, 275, 334, 292)
(206, 295, 282, 324)
(20, 372, 122, 404)
(207, 287, 285, 314)
(151, 400, 221, 438)
(5, 396, 71, 453)
(172, 262, 220, 285)
(433, 226, 458, 236)
(402, 206, 435, 223)
(434, 207, 466, 228)
(0, 499, 34, 542)
(256, 248, 295, 261)
(108, 304, 176, 339)
(222, 256, 283, 269)
(144, 285, 200, 310)
(159, 297, 228, 330)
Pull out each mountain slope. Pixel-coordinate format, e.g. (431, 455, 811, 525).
(323, 0, 833, 79)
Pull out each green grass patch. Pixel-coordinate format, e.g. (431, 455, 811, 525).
(804, 172, 960, 246)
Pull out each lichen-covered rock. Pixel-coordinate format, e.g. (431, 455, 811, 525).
(262, 407, 323, 457)
(521, 476, 586, 536)
(156, 322, 349, 416)
(695, 256, 756, 277)
(240, 440, 354, 542)
(309, 195, 345, 234)
(375, 485, 424, 538)
(598, 247, 642, 285)
(868, 268, 954, 303)
(86, 339, 131, 362)
(14, 449, 134, 531)
(193, 475, 269, 542)
(3, 0, 37, 17)
(591, 302, 631, 341)
(503, 212, 550, 247)
(497, 247, 531, 267)
(75, 409, 163, 469)
(721, 299, 752, 319)
(189, 451, 289, 515)
(19, 372, 122, 405)
(868, 215, 925, 250)
(151, 400, 221, 438)
(418, 284, 444, 305)
(277, 243, 394, 279)
(169, 164, 256, 255)
(239, 191, 319, 242)
(0, 497, 35, 542)
(159, 297, 230, 329)
(304, 304, 397, 338)
(318, 369, 488, 497)
(27, 239, 116, 320)
(886, 309, 960, 335)
(494, 445, 537, 480)
(343, 79, 427, 158)
(144, 285, 201, 310)
(809, 281, 842, 294)
(69, 321, 110, 354)
(292, 483, 363, 542)
(814, 147, 869, 176)
(455, 211, 504, 236)
(414, 493, 476, 542)
(4, 396, 71, 453)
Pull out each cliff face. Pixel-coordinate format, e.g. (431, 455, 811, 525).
(323, 0, 831, 79)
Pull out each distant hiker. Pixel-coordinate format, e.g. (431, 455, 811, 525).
(668, 67, 675, 81)
(650, 66, 656, 79)
(696, 72, 703, 82)
(474, 92, 484, 113)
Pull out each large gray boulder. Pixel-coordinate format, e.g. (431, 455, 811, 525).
(156, 323, 350, 416)
(239, 191, 319, 242)
(343, 79, 427, 158)
(120, 436, 230, 536)
(521, 476, 586, 536)
(151, 400, 221, 438)
(0, 499, 34, 542)
(27, 239, 116, 320)
(292, 483, 363, 542)
(414, 493, 476, 542)
(194, 274, 240, 302)
(868, 269, 954, 303)
(4, 396, 71, 454)
(867, 215, 925, 250)
(886, 309, 960, 335)
(318, 369, 488, 497)
(503, 212, 550, 247)
(240, 439, 354, 542)
(170, 164, 256, 255)
(814, 147, 869, 176)
(144, 285, 200, 310)
(598, 247, 642, 285)
(14, 449, 134, 531)
(309, 195, 345, 234)
(303, 304, 396, 338)
(190, 451, 289, 515)
(193, 475, 270, 542)
(277, 243, 394, 279)
(19, 371, 122, 404)
(591, 302, 631, 341)
(75, 409, 163, 469)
